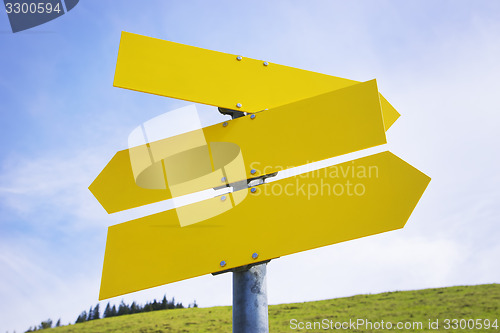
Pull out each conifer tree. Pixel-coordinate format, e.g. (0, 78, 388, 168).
(143, 302, 152, 312)
(92, 304, 100, 320)
(130, 301, 138, 314)
(87, 306, 93, 321)
(103, 303, 111, 318)
(152, 299, 159, 311)
(117, 300, 130, 316)
(161, 295, 168, 309)
(75, 311, 87, 324)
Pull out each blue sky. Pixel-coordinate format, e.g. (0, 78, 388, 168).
(1, 1, 500, 331)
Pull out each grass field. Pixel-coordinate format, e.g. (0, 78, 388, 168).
(44, 283, 499, 332)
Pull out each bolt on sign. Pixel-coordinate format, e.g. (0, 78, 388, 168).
(89, 32, 430, 300)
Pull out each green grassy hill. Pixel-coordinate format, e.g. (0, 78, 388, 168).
(45, 284, 499, 332)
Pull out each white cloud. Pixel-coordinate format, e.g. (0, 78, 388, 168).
(0, 148, 112, 230)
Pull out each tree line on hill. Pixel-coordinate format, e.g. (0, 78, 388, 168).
(23, 295, 197, 332)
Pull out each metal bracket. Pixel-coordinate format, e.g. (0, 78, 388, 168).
(218, 107, 245, 119)
(213, 172, 278, 193)
(211, 259, 275, 276)
(247, 172, 278, 187)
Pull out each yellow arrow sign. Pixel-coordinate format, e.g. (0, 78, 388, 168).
(114, 31, 400, 131)
(99, 151, 430, 300)
(92, 32, 430, 301)
(90, 80, 387, 214)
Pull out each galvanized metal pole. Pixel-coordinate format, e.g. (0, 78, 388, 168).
(232, 262, 269, 333)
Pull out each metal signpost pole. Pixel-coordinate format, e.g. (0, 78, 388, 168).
(232, 262, 269, 333)
(221, 105, 270, 332)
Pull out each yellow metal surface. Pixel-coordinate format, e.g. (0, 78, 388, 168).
(114, 32, 400, 131)
(99, 151, 430, 300)
(90, 80, 387, 214)
(88, 149, 172, 214)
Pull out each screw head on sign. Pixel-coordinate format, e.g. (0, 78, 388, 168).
(250, 169, 257, 175)
(220, 260, 226, 267)
(236, 103, 242, 108)
(252, 253, 259, 259)
(223, 121, 228, 127)
(250, 114, 256, 119)
(221, 177, 227, 182)
(221, 195, 226, 201)
(236, 56, 242, 61)
(251, 188, 257, 193)
(263, 61, 269, 66)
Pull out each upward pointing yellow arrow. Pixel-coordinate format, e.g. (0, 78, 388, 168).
(114, 32, 400, 131)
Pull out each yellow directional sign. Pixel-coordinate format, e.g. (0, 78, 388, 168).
(91, 32, 431, 300)
(114, 32, 400, 131)
(89, 149, 172, 214)
(99, 151, 430, 300)
(90, 80, 387, 214)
